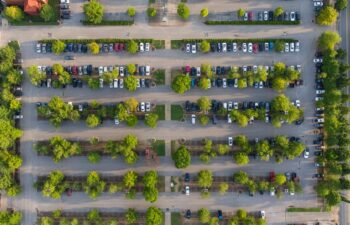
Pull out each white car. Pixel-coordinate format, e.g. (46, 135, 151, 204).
(260, 211, 266, 219)
(60, 0, 69, 3)
(145, 66, 150, 76)
(99, 78, 104, 88)
(140, 102, 145, 112)
(146, 102, 151, 112)
(145, 43, 150, 52)
(98, 66, 103, 76)
(295, 100, 301, 108)
(136, 78, 140, 88)
(242, 43, 247, 53)
(14, 114, 23, 119)
(232, 42, 237, 52)
(233, 102, 238, 109)
(109, 81, 113, 88)
(47, 78, 51, 88)
(315, 97, 323, 101)
(119, 67, 124, 76)
(185, 186, 190, 195)
(228, 137, 233, 146)
(113, 79, 118, 88)
(222, 42, 227, 52)
(313, 58, 323, 63)
(295, 42, 300, 52)
(186, 43, 191, 53)
(191, 114, 196, 124)
(222, 78, 227, 88)
(234, 79, 238, 88)
(290, 11, 296, 21)
(303, 148, 310, 159)
(103, 66, 108, 73)
(223, 102, 227, 109)
(191, 43, 196, 54)
(285, 43, 289, 52)
(316, 90, 325, 94)
(139, 42, 144, 52)
(36, 43, 41, 53)
(290, 42, 295, 52)
(296, 64, 301, 72)
(196, 67, 201, 77)
(228, 101, 233, 111)
(248, 43, 253, 53)
(227, 114, 232, 124)
(263, 11, 268, 21)
(114, 118, 119, 125)
(253, 65, 258, 74)
(119, 78, 124, 88)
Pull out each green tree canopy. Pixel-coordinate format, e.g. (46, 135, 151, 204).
(147, 7, 157, 17)
(4, 6, 24, 21)
(123, 171, 138, 189)
(86, 114, 100, 128)
(172, 146, 191, 168)
(125, 208, 138, 225)
(88, 42, 100, 54)
(0, 119, 22, 150)
(41, 170, 67, 199)
(197, 96, 211, 112)
(27, 65, 46, 86)
(237, 8, 245, 18)
(124, 75, 138, 92)
(198, 170, 213, 188)
(200, 8, 209, 18)
(84, 171, 106, 199)
(335, 0, 348, 11)
(40, 4, 55, 22)
(127, 7, 136, 17)
(200, 40, 210, 53)
(52, 40, 66, 55)
(316, 6, 338, 26)
(127, 40, 139, 54)
(318, 30, 341, 51)
(83, 0, 104, 24)
(198, 208, 211, 223)
(171, 74, 191, 94)
(274, 6, 284, 17)
(145, 113, 159, 128)
(177, 3, 190, 19)
(146, 207, 163, 225)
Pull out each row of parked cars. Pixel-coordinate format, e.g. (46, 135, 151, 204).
(36, 42, 151, 54)
(185, 41, 300, 54)
(37, 65, 152, 77)
(241, 10, 300, 22)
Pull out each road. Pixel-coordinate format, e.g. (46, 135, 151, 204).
(0, 0, 337, 224)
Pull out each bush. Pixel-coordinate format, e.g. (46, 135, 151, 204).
(127, 40, 139, 54)
(177, 3, 190, 19)
(52, 40, 66, 55)
(274, 6, 284, 17)
(145, 113, 159, 128)
(335, 0, 348, 11)
(86, 114, 100, 128)
(147, 7, 157, 17)
(200, 40, 210, 53)
(200, 8, 209, 18)
(40, 4, 55, 22)
(127, 7, 136, 17)
(237, 8, 245, 18)
(87, 152, 101, 164)
(4, 6, 24, 22)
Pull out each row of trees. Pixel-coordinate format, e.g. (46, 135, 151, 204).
(0, 42, 23, 197)
(0, 210, 22, 225)
(37, 170, 159, 202)
(198, 208, 266, 225)
(4, 4, 55, 23)
(39, 207, 163, 225)
(314, 30, 350, 208)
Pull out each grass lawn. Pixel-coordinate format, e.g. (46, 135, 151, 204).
(152, 40, 165, 49)
(151, 140, 165, 156)
(286, 207, 322, 212)
(155, 105, 165, 120)
(171, 105, 184, 121)
(153, 69, 166, 85)
(171, 212, 182, 225)
(10, 0, 60, 25)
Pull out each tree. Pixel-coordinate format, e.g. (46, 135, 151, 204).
(200, 40, 210, 53)
(88, 42, 100, 54)
(124, 75, 138, 92)
(127, 7, 136, 17)
(52, 40, 66, 55)
(237, 8, 245, 18)
(177, 3, 190, 19)
(145, 113, 159, 128)
(0, 119, 22, 150)
(10, 99, 21, 111)
(274, 6, 284, 17)
(335, 0, 348, 11)
(200, 8, 209, 18)
(87, 209, 102, 224)
(40, 4, 55, 22)
(171, 74, 191, 94)
(143, 187, 158, 203)
(41, 170, 67, 199)
(127, 40, 139, 54)
(198, 170, 213, 188)
(197, 96, 211, 112)
(318, 31, 341, 51)
(147, 7, 157, 17)
(124, 98, 139, 112)
(58, 71, 71, 85)
(217, 144, 229, 155)
(172, 146, 191, 168)
(209, 217, 219, 225)
(125, 208, 138, 225)
(47, 136, 81, 163)
(255, 140, 273, 161)
(316, 6, 338, 26)
(86, 114, 100, 128)
(326, 191, 341, 206)
(219, 182, 229, 195)
(27, 65, 46, 86)
(146, 207, 163, 225)
(103, 70, 119, 83)
(127, 64, 136, 75)
(233, 171, 249, 184)
(201, 64, 213, 77)
(88, 152, 101, 164)
(84, 171, 106, 199)
(126, 114, 138, 127)
(199, 115, 209, 126)
(4, 6, 24, 21)
(198, 77, 210, 89)
(123, 171, 138, 189)
(83, 0, 104, 24)
(6, 70, 22, 85)
(198, 208, 211, 223)
(275, 174, 287, 185)
(40, 217, 53, 225)
(275, 40, 285, 52)
(108, 183, 120, 193)
(230, 110, 249, 127)
(143, 170, 158, 187)
(0, 211, 22, 225)
(87, 77, 100, 89)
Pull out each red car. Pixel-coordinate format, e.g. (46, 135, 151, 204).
(253, 43, 258, 53)
(114, 43, 119, 52)
(71, 66, 78, 75)
(269, 171, 275, 182)
(248, 12, 253, 21)
(185, 65, 190, 74)
(119, 43, 125, 51)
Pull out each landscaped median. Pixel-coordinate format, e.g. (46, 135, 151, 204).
(35, 170, 165, 202)
(37, 207, 164, 225)
(36, 97, 165, 128)
(205, 20, 300, 25)
(35, 135, 165, 164)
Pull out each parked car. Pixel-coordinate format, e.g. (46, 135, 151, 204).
(191, 114, 196, 124)
(303, 148, 310, 158)
(228, 137, 233, 146)
(191, 43, 196, 54)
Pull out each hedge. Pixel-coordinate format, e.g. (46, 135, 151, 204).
(205, 20, 300, 25)
(81, 20, 134, 26)
(171, 38, 298, 49)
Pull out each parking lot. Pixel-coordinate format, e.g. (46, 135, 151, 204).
(0, 0, 339, 224)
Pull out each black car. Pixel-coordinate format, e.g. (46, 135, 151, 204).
(185, 210, 191, 219)
(295, 117, 304, 125)
(268, 11, 274, 21)
(184, 173, 190, 182)
(314, 151, 323, 156)
(227, 43, 232, 52)
(60, 3, 69, 9)
(216, 66, 221, 75)
(212, 115, 218, 125)
(73, 44, 79, 52)
(210, 43, 216, 52)
(258, 43, 264, 52)
(314, 173, 324, 179)
(221, 66, 226, 75)
(81, 44, 88, 53)
(216, 78, 223, 87)
(185, 101, 190, 112)
(77, 80, 83, 88)
(72, 78, 78, 88)
(295, 12, 300, 21)
(46, 43, 52, 53)
(227, 79, 234, 87)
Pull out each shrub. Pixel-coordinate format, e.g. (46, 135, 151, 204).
(177, 3, 190, 19)
(4, 6, 24, 22)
